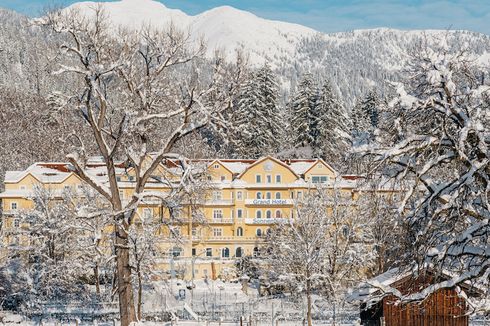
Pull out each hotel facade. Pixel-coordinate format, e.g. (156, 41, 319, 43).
(0, 156, 389, 280)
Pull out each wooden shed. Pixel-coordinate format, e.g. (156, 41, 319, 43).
(349, 268, 480, 326)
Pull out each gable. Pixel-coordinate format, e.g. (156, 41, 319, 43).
(207, 160, 234, 182)
(238, 157, 298, 184)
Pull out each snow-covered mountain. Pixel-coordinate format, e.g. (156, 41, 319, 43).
(1, 0, 490, 107)
(66, 0, 317, 63)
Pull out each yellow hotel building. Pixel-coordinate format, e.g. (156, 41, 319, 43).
(0, 156, 379, 280)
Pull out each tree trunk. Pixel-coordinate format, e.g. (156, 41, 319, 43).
(306, 278, 312, 326)
(137, 266, 143, 321)
(94, 263, 100, 297)
(115, 222, 137, 326)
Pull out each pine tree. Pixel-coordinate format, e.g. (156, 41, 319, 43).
(313, 81, 352, 161)
(351, 90, 381, 145)
(232, 64, 282, 158)
(290, 74, 318, 150)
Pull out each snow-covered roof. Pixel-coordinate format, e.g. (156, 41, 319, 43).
(289, 161, 314, 175)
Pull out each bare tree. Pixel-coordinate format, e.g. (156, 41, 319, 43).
(42, 6, 244, 325)
(265, 186, 375, 325)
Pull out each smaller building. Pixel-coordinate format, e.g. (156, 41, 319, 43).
(349, 268, 480, 326)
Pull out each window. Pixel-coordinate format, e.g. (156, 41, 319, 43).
(266, 210, 272, 219)
(119, 190, 124, 199)
(266, 175, 272, 183)
(275, 192, 281, 199)
(342, 226, 350, 238)
(256, 228, 262, 237)
(214, 164, 220, 169)
(256, 175, 262, 183)
(291, 191, 294, 199)
(213, 209, 223, 219)
(256, 210, 262, 219)
(318, 163, 323, 169)
(213, 228, 223, 237)
(236, 247, 243, 258)
(256, 192, 262, 199)
(128, 176, 135, 182)
(312, 176, 329, 184)
(253, 247, 260, 257)
(266, 192, 272, 199)
(237, 209, 243, 218)
(297, 191, 303, 199)
(171, 247, 182, 257)
(212, 191, 223, 201)
(275, 210, 282, 218)
(13, 219, 20, 228)
(20, 186, 26, 191)
(276, 175, 281, 183)
(116, 176, 121, 182)
(143, 208, 152, 219)
(207, 176, 212, 181)
(221, 175, 226, 182)
(206, 248, 213, 257)
(266, 228, 272, 236)
(237, 227, 243, 237)
(192, 248, 196, 256)
(64, 185, 70, 191)
(237, 191, 243, 200)
(11, 202, 17, 210)
(222, 247, 230, 258)
(192, 227, 197, 236)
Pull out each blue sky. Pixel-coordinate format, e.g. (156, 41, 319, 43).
(1, 0, 489, 35)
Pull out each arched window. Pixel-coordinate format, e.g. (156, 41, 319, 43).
(266, 210, 272, 219)
(253, 247, 260, 257)
(235, 247, 243, 258)
(222, 247, 230, 258)
(256, 228, 262, 237)
(256, 192, 262, 199)
(275, 210, 282, 218)
(275, 192, 281, 199)
(236, 227, 243, 237)
(256, 210, 262, 219)
(266, 192, 272, 199)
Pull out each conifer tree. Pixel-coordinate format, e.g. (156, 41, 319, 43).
(232, 64, 282, 158)
(351, 90, 381, 145)
(313, 81, 352, 161)
(290, 74, 318, 149)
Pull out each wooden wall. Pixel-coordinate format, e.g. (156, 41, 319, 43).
(383, 288, 468, 326)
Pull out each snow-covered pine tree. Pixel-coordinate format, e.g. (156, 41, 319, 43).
(289, 74, 318, 151)
(313, 81, 352, 162)
(232, 64, 282, 158)
(351, 90, 381, 145)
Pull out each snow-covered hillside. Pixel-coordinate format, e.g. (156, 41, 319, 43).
(66, 0, 317, 63)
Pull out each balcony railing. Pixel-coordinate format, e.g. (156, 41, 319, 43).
(209, 218, 234, 224)
(203, 199, 234, 206)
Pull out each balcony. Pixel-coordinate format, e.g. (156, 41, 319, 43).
(244, 199, 293, 206)
(203, 199, 234, 206)
(244, 218, 290, 225)
(209, 218, 234, 224)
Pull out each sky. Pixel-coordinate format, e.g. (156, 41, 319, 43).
(1, 0, 489, 35)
